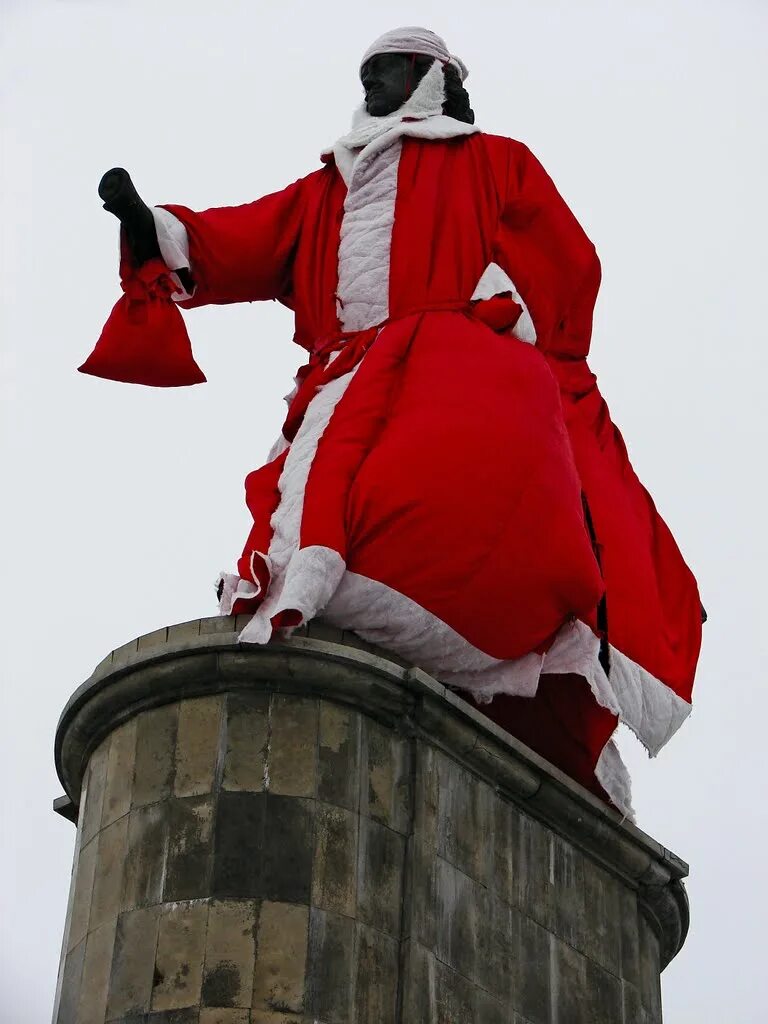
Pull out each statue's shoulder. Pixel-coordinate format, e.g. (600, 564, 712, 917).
(472, 132, 531, 160)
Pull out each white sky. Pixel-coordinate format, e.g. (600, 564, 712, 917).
(1, 1, 766, 1021)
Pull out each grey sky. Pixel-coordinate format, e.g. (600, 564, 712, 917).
(1, 1, 766, 1021)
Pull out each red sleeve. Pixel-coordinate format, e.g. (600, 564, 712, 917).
(492, 141, 601, 357)
(160, 173, 312, 309)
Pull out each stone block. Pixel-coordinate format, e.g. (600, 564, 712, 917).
(106, 905, 161, 1019)
(174, 696, 223, 798)
(476, 892, 514, 1003)
(90, 814, 130, 931)
(357, 817, 405, 939)
(621, 980, 647, 1024)
(80, 742, 109, 847)
(200, 1011, 250, 1024)
(151, 899, 208, 1010)
(122, 801, 171, 911)
(138, 626, 169, 651)
(433, 856, 481, 984)
(549, 833, 586, 951)
(132, 703, 179, 807)
(250, 1014, 309, 1024)
(211, 791, 265, 898)
(111, 637, 139, 670)
(312, 802, 358, 917)
(252, 901, 309, 1014)
(399, 939, 435, 1023)
(202, 900, 258, 1009)
(489, 793, 518, 909)
(435, 755, 493, 886)
(474, 987, 513, 1024)
(305, 908, 355, 1022)
(403, 838, 439, 950)
(412, 744, 440, 848)
(101, 718, 137, 829)
(67, 833, 97, 953)
(361, 717, 411, 835)
(56, 938, 86, 1024)
(222, 693, 269, 792)
(510, 909, 552, 1024)
(638, 914, 662, 1020)
(550, 933, 623, 1024)
(199, 615, 237, 635)
(266, 696, 318, 798)
(433, 955, 477, 1024)
(167, 619, 202, 645)
(78, 919, 118, 1024)
(164, 797, 214, 902)
(618, 885, 641, 989)
(579, 855, 622, 976)
(263, 796, 314, 904)
(147, 1010, 200, 1023)
(317, 702, 360, 812)
(513, 812, 554, 931)
(353, 924, 399, 1024)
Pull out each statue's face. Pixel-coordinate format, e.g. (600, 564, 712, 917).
(360, 53, 430, 116)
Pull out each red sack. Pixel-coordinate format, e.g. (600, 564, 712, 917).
(79, 257, 206, 387)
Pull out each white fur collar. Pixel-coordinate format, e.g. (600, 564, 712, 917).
(323, 60, 479, 186)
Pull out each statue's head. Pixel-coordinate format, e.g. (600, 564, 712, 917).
(359, 27, 474, 124)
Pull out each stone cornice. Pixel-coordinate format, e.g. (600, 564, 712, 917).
(55, 617, 689, 967)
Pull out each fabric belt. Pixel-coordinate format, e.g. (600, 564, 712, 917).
(281, 296, 523, 445)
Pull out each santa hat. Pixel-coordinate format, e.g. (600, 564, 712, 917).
(360, 26, 468, 82)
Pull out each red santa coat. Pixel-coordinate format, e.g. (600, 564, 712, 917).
(158, 119, 701, 813)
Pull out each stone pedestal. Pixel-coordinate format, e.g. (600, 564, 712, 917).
(52, 617, 688, 1023)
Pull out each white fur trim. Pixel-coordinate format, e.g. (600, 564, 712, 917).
(333, 73, 478, 332)
(471, 262, 537, 344)
(595, 739, 635, 820)
(336, 138, 402, 331)
(151, 207, 193, 301)
(237, 366, 361, 641)
(327, 60, 478, 187)
(217, 572, 260, 615)
(323, 569, 544, 698)
(606, 645, 692, 757)
(239, 545, 346, 644)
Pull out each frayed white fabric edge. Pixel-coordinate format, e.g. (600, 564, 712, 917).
(595, 738, 635, 821)
(471, 261, 537, 344)
(607, 644, 692, 757)
(151, 207, 193, 301)
(238, 545, 346, 644)
(216, 572, 260, 616)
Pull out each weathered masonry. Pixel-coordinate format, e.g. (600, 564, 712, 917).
(52, 617, 688, 1023)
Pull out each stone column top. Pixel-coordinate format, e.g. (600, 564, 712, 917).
(54, 616, 689, 967)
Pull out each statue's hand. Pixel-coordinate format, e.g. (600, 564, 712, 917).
(99, 167, 162, 267)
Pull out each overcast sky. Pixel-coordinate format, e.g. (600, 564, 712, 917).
(1, 1, 766, 1021)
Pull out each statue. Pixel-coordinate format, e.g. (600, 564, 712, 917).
(82, 27, 703, 817)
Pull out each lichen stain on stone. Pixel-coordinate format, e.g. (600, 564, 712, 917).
(202, 959, 240, 1007)
(321, 707, 350, 753)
